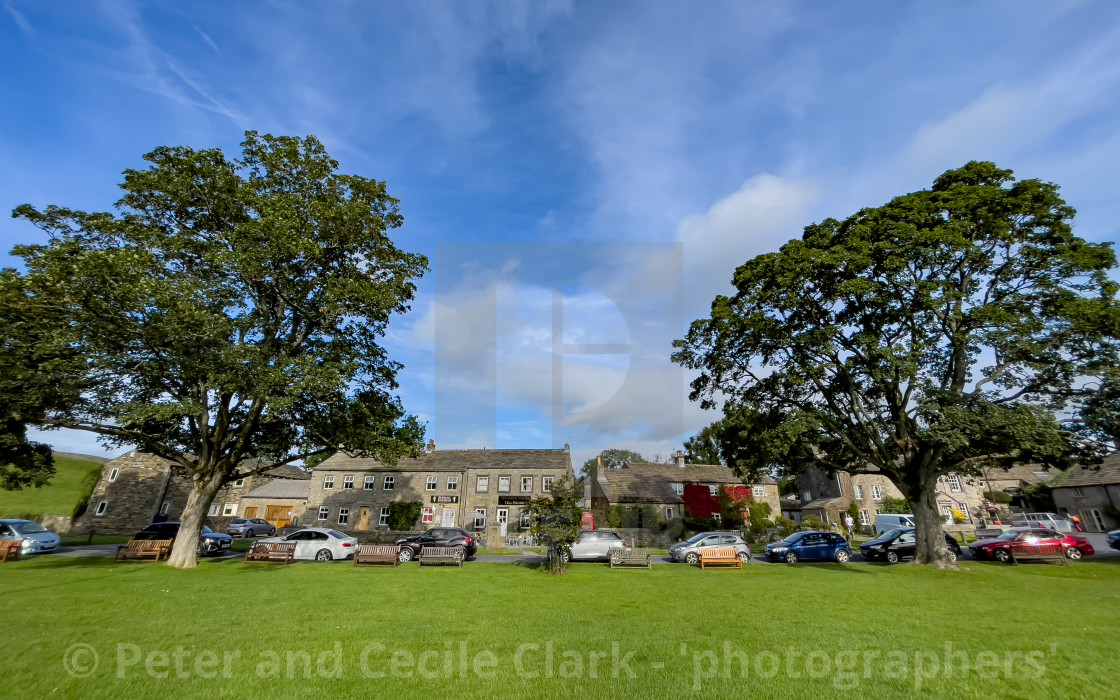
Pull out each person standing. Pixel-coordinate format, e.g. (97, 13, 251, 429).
(843, 513, 855, 539)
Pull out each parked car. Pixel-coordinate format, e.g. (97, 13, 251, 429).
(1010, 513, 1073, 533)
(860, 528, 961, 563)
(765, 531, 852, 563)
(395, 527, 478, 563)
(669, 531, 751, 564)
(226, 518, 276, 538)
(559, 530, 629, 562)
(259, 528, 358, 561)
(0, 519, 61, 555)
(132, 522, 233, 556)
(874, 514, 916, 535)
(969, 528, 1094, 562)
(1109, 530, 1120, 551)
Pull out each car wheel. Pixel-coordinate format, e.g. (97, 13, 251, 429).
(315, 548, 333, 562)
(1066, 547, 1083, 560)
(685, 552, 699, 565)
(246, 529, 254, 538)
(559, 550, 570, 563)
(269, 528, 275, 537)
(885, 551, 899, 564)
(739, 551, 751, 564)
(948, 550, 959, 562)
(454, 546, 465, 561)
(993, 548, 1010, 563)
(398, 548, 413, 563)
(835, 550, 850, 563)
(784, 551, 799, 564)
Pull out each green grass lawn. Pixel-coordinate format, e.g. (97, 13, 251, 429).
(2, 556, 1117, 699)
(0, 456, 104, 520)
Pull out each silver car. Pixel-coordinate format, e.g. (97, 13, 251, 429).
(560, 530, 629, 562)
(258, 528, 358, 561)
(227, 518, 276, 538)
(0, 519, 61, 555)
(669, 531, 751, 564)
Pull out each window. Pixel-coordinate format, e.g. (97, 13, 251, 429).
(712, 513, 722, 523)
(338, 507, 350, 525)
(498, 476, 511, 493)
(543, 477, 554, 492)
(708, 485, 718, 496)
(472, 508, 486, 530)
(364, 476, 376, 490)
(383, 475, 395, 490)
(343, 476, 354, 490)
(752, 486, 765, 498)
(859, 510, 869, 525)
(318, 506, 329, 521)
(1033, 471, 1050, 479)
(870, 485, 882, 500)
(426, 476, 437, 491)
(671, 483, 683, 496)
(223, 503, 237, 516)
(496, 508, 508, 524)
(519, 510, 532, 529)
(665, 507, 674, 519)
(476, 476, 489, 492)
(323, 475, 335, 489)
(521, 476, 533, 492)
(108, 468, 119, 483)
(447, 476, 458, 490)
(854, 485, 863, 499)
(1073, 487, 1085, 497)
(422, 507, 434, 523)
(379, 507, 390, 526)
(234, 478, 246, 488)
(94, 501, 107, 517)
(208, 504, 220, 517)
(160, 501, 170, 515)
(947, 475, 962, 492)
(802, 491, 811, 502)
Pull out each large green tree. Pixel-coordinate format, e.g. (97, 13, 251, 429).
(579, 447, 645, 482)
(2, 131, 427, 567)
(673, 162, 1120, 568)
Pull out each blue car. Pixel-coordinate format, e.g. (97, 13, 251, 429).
(1108, 530, 1120, 551)
(765, 531, 852, 563)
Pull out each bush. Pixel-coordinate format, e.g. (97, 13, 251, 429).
(71, 468, 102, 519)
(984, 491, 1012, 504)
(387, 501, 423, 531)
(800, 515, 826, 530)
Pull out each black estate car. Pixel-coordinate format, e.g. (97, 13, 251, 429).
(133, 522, 233, 556)
(395, 527, 478, 563)
(860, 528, 961, 563)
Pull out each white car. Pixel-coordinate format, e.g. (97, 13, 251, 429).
(1012, 513, 1073, 533)
(258, 528, 358, 561)
(0, 519, 61, 555)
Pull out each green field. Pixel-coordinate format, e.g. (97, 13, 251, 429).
(0, 455, 104, 520)
(2, 556, 1117, 699)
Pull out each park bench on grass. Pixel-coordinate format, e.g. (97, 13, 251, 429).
(698, 546, 742, 570)
(419, 546, 464, 567)
(353, 544, 401, 567)
(609, 547, 651, 569)
(1009, 543, 1068, 566)
(1, 540, 22, 562)
(114, 539, 172, 563)
(244, 541, 296, 564)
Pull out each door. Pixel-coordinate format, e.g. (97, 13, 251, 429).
(357, 507, 370, 531)
(496, 508, 508, 537)
(265, 505, 293, 528)
(893, 532, 916, 559)
(244, 507, 258, 518)
(800, 534, 827, 560)
(1081, 509, 1106, 532)
(441, 508, 455, 527)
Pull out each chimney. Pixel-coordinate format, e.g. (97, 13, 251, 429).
(677, 450, 685, 469)
(427, 439, 435, 453)
(564, 443, 570, 453)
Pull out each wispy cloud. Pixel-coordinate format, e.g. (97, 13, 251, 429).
(192, 23, 220, 54)
(3, 2, 31, 36)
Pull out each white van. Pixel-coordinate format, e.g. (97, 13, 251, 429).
(875, 514, 916, 534)
(1012, 512, 1073, 532)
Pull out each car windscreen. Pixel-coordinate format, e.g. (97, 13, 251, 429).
(880, 529, 904, 541)
(16, 522, 47, 534)
(780, 533, 802, 543)
(996, 531, 1021, 541)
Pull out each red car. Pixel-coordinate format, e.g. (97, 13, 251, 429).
(969, 528, 1095, 562)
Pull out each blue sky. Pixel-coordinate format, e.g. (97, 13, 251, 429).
(3, 1, 1120, 467)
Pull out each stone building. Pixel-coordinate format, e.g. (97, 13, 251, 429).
(1051, 454, 1120, 532)
(589, 453, 782, 524)
(71, 449, 310, 534)
(303, 443, 574, 532)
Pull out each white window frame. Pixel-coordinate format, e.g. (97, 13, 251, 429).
(318, 506, 329, 521)
(947, 475, 962, 492)
(472, 508, 486, 530)
(364, 476, 376, 490)
(343, 476, 354, 490)
(323, 475, 335, 490)
(379, 507, 390, 527)
(476, 476, 489, 492)
(108, 468, 119, 483)
(853, 485, 863, 499)
(422, 507, 434, 524)
(222, 503, 237, 516)
(208, 504, 220, 517)
(94, 501, 108, 517)
(447, 476, 458, 490)
(671, 482, 683, 496)
(708, 485, 718, 496)
(542, 477, 554, 492)
(160, 501, 170, 515)
(859, 510, 869, 525)
(496, 508, 508, 524)
(383, 475, 395, 490)
(752, 486, 765, 498)
(234, 478, 246, 488)
(338, 507, 350, 525)
(712, 512, 722, 523)
(498, 476, 511, 493)
(665, 507, 674, 519)
(803, 491, 812, 502)
(426, 476, 437, 491)
(521, 476, 533, 493)
(870, 485, 882, 501)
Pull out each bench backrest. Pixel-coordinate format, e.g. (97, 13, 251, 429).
(357, 545, 400, 556)
(698, 546, 739, 560)
(126, 539, 172, 552)
(1011, 543, 1063, 556)
(422, 546, 461, 557)
(250, 542, 296, 554)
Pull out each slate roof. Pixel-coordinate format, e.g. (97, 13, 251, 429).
(1052, 454, 1120, 488)
(981, 464, 1061, 485)
(243, 479, 312, 500)
(595, 461, 774, 505)
(261, 465, 312, 480)
(799, 497, 847, 510)
(314, 448, 573, 473)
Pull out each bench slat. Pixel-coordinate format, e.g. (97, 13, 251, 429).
(245, 541, 296, 564)
(1, 540, 22, 563)
(608, 547, 651, 569)
(419, 546, 464, 567)
(114, 539, 173, 563)
(698, 546, 743, 570)
(354, 544, 401, 567)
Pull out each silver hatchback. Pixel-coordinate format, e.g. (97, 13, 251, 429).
(560, 530, 629, 562)
(0, 519, 61, 555)
(669, 531, 751, 564)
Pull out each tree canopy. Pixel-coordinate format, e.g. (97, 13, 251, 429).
(579, 448, 645, 482)
(673, 161, 1120, 567)
(2, 131, 427, 566)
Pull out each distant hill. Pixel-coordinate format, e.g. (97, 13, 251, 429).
(0, 455, 105, 520)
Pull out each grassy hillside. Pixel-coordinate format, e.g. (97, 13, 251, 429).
(0, 455, 105, 520)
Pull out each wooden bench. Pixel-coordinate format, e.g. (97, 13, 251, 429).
(609, 547, 651, 569)
(244, 541, 296, 564)
(114, 539, 172, 563)
(1, 540, 22, 563)
(419, 546, 464, 567)
(353, 544, 401, 567)
(1009, 543, 1068, 566)
(698, 546, 743, 570)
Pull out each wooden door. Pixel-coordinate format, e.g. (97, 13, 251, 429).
(244, 507, 258, 518)
(357, 507, 370, 531)
(265, 505, 293, 528)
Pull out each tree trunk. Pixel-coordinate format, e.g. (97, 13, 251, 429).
(911, 475, 958, 570)
(165, 471, 225, 569)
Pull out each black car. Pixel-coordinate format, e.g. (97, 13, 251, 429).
(133, 522, 234, 556)
(860, 528, 961, 563)
(395, 527, 477, 563)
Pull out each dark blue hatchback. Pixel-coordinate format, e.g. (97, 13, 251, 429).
(765, 531, 852, 563)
